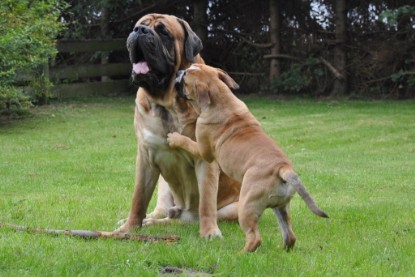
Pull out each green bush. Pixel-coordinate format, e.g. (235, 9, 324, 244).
(270, 58, 325, 94)
(0, 86, 32, 115)
(0, 0, 67, 115)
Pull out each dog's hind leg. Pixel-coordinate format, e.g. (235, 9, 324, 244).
(273, 204, 296, 250)
(147, 176, 175, 219)
(238, 203, 262, 252)
(238, 173, 266, 252)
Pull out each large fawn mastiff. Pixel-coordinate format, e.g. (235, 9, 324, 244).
(167, 64, 328, 252)
(117, 14, 240, 238)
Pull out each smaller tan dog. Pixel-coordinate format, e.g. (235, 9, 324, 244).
(167, 64, 328, 252)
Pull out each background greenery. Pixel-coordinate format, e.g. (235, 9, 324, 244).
(58, 0, 415, 97)
(1, 97, 414, 276)
(0, 0, 66, 115)
(1, 1, 414, 116)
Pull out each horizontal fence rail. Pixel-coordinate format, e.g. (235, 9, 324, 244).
(50, 63, 131, 81)
(17, 39, 135, 98)
(56, 39, 126, 53)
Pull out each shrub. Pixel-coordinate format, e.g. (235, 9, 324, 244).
(0, 87, 32, 116)
(0, 0, 67, 115)
(270, 58, 327, 95)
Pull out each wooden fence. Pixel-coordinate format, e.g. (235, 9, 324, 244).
(47, 39, 134, 98)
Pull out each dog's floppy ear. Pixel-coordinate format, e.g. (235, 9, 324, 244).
(217, 69, 239, 90)
(177, 18, 203, 63)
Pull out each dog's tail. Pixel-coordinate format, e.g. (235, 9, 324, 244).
(280, 166, 329, 218)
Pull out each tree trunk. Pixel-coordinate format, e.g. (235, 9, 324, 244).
(331, 0, 347, 96)
(100, 6, 110, 82)
(193, 0, 208, 45)
(269, 0, 281, 83)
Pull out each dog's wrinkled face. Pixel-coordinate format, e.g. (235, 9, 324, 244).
(126, 14, 203, 97)
(175, 64, 239, 109)
(175, 64, 205, 102)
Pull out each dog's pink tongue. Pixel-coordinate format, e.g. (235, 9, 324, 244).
(133, 62, 149, 74)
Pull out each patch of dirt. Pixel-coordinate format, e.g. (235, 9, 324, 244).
(160, 266, 212, 276)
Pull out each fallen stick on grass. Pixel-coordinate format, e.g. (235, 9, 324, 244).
(0, 222, 179, 243)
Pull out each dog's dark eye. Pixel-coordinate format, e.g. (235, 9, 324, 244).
(160, 29, 169, 36)
(157, 24, 170, 37)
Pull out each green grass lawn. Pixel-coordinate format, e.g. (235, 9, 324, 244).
(1, 97, 414, 276)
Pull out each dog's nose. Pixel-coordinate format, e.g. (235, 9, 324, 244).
(133, 25, 151, 35)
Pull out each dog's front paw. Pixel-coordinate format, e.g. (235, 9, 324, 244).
(143, 217, 172, 226)
(142, 217, 157, 226)
(201, 228, 223, 240)
(167, 132, 184, 148)
(114, 222, 136, 233)
(146, 209, 167, 220)
(114, 218, 141, 233)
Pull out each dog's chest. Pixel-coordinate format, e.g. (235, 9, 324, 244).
(142, 128, 167, 148)
(136, 100, 196, 176)
(136, 103, 180, 149)
(141, 127, 194, 168)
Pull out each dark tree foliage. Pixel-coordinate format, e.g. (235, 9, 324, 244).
(59, 0, 415, 98)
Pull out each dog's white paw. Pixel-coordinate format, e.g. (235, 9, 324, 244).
(167, 132, 183, 148)
(143, 217, 172, 226)
(146, 210, 168, 220)
(114, 217, 143, 233)
(202, 228, 223, 240)
(114, 221, 135, 233)
(142, 217, 157, 226)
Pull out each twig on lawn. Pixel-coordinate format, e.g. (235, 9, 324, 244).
(0, 222, 179, 243)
